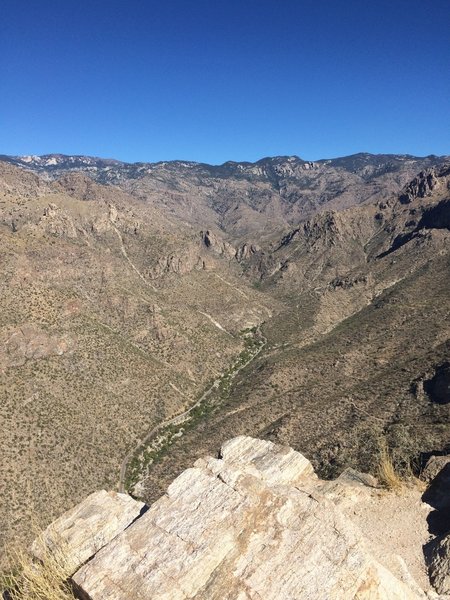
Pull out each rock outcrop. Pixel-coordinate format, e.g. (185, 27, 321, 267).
(422, 457, 450, 596)
(422, 455, 450, 483)
(149, 251, 206, 278)
(31, 491, 145, 576)
(30, 437, 441, 599)
(200, 229, 236, 259)
(399, 165, 450, 205)
(422, 458, 450, 595)
(0, 324, 75, 372)
(428, 534, 450, 595)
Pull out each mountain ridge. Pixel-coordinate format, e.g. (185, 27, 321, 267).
(2, 151, 447, 169)
(3, 151, 447, 245)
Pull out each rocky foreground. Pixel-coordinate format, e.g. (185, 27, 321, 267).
(27, 437, 449, 599)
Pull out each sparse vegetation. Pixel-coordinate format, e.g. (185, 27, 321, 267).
(375, 439, 428, 493)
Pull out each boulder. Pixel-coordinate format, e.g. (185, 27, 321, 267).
(421, 455, 450, 483)
(31, 490, 145, 575)
(428, 533, 450, 595)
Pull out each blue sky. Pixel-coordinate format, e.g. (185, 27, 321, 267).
(1, 0, 449, 163)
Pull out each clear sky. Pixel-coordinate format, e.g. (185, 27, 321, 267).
(1, 0, 449, 164)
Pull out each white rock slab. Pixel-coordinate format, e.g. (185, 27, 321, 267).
(72, 437, 423, 599)
(219, 435, 316, 485)
(31, 490, 145, 575)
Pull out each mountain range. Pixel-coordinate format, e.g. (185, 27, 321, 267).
(0, 151, 449, 560)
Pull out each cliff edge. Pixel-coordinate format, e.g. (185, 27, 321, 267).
(26, 437, 449, 599)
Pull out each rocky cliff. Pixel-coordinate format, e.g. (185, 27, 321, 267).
(25, 437, 449, 599)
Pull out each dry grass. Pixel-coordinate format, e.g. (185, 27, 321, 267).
(2, 537, 76, 600)
(376, 442, 405, 491)
(376, 441, 429, 493)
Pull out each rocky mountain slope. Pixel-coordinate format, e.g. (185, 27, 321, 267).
(0, 160, 271, 560)
(0, 152, 448, 568)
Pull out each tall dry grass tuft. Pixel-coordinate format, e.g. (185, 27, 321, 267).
(376, 442, 404, 492)
(2, 536, 76, 600)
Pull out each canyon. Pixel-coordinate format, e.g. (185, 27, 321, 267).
(0, 152, 449, 587)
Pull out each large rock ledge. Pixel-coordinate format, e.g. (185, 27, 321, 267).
(31, 490, 145, 576)
(30, 437, 448, 599)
